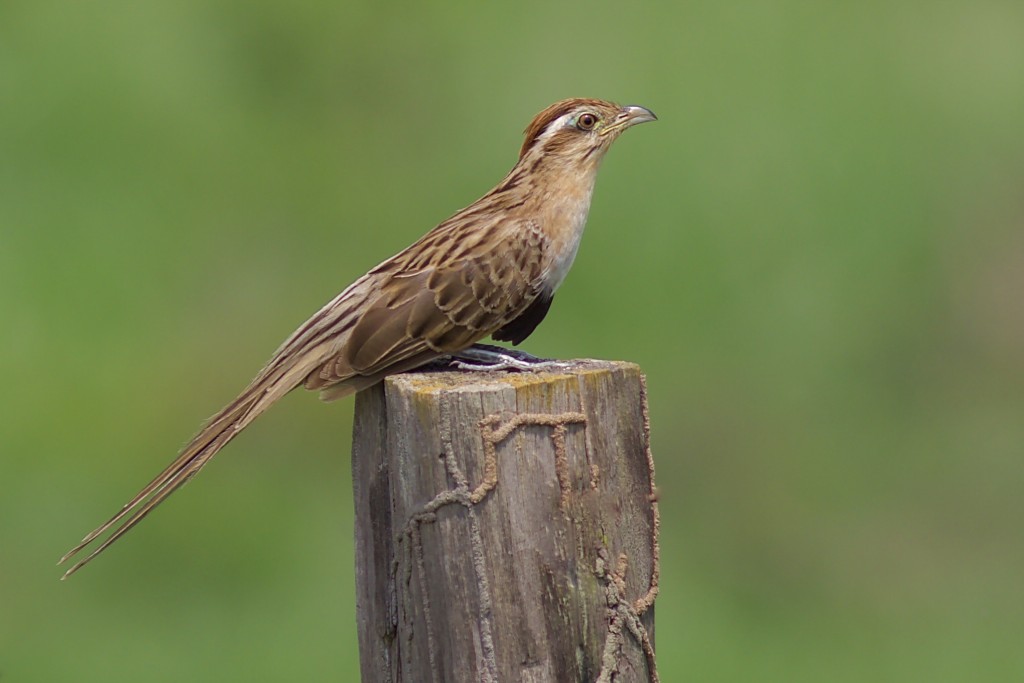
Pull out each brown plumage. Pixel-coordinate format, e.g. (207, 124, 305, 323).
(59, 97, 656, 578)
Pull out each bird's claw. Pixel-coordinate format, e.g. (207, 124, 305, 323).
(450, 358, 570, 372)
(445, 344, 570, 373)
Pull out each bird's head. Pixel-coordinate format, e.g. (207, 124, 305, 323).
(518, 98, 657, 168)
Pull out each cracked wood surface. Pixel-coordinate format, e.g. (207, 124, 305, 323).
(352, 360, 659, 682)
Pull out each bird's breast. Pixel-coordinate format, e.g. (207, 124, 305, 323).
(537, 183, 596, 292)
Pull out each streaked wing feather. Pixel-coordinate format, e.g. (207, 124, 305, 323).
(307, 237, 544, 392)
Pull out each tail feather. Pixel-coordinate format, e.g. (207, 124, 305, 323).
(58, 368, 298, 579)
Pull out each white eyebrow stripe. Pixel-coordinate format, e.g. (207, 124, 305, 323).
(535, 112, 577, 143)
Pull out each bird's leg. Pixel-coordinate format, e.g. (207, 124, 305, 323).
(446, 343, 571, 372)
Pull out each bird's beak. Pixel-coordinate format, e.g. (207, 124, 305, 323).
(623, 105, 657, 125)
(602, 105, 658, 135)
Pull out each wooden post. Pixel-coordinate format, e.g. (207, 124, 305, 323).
(351, 360, 660, 683)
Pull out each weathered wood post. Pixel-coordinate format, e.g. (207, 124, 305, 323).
(351, 360, 660, 682)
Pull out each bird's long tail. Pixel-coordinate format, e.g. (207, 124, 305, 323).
(58, 361, 309, 579)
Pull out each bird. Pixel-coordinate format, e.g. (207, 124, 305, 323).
(59, 97, 656, 579)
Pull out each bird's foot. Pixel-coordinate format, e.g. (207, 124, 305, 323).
(446, 343, 570, 372)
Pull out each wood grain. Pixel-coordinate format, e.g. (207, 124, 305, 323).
(352, 360, 660, 682)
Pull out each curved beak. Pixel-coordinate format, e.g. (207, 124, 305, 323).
(603, 104, 658, 135)
(622, 105, 657, 125)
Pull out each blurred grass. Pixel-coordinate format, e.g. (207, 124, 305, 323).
(3, 0, 1024, 680)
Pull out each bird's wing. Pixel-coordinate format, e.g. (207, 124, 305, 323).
(306, 243, 546, 394)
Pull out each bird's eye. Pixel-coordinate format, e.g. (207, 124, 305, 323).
(576, 113, 598, 131)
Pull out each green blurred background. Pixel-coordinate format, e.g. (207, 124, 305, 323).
(3, 0, 1023, 680)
